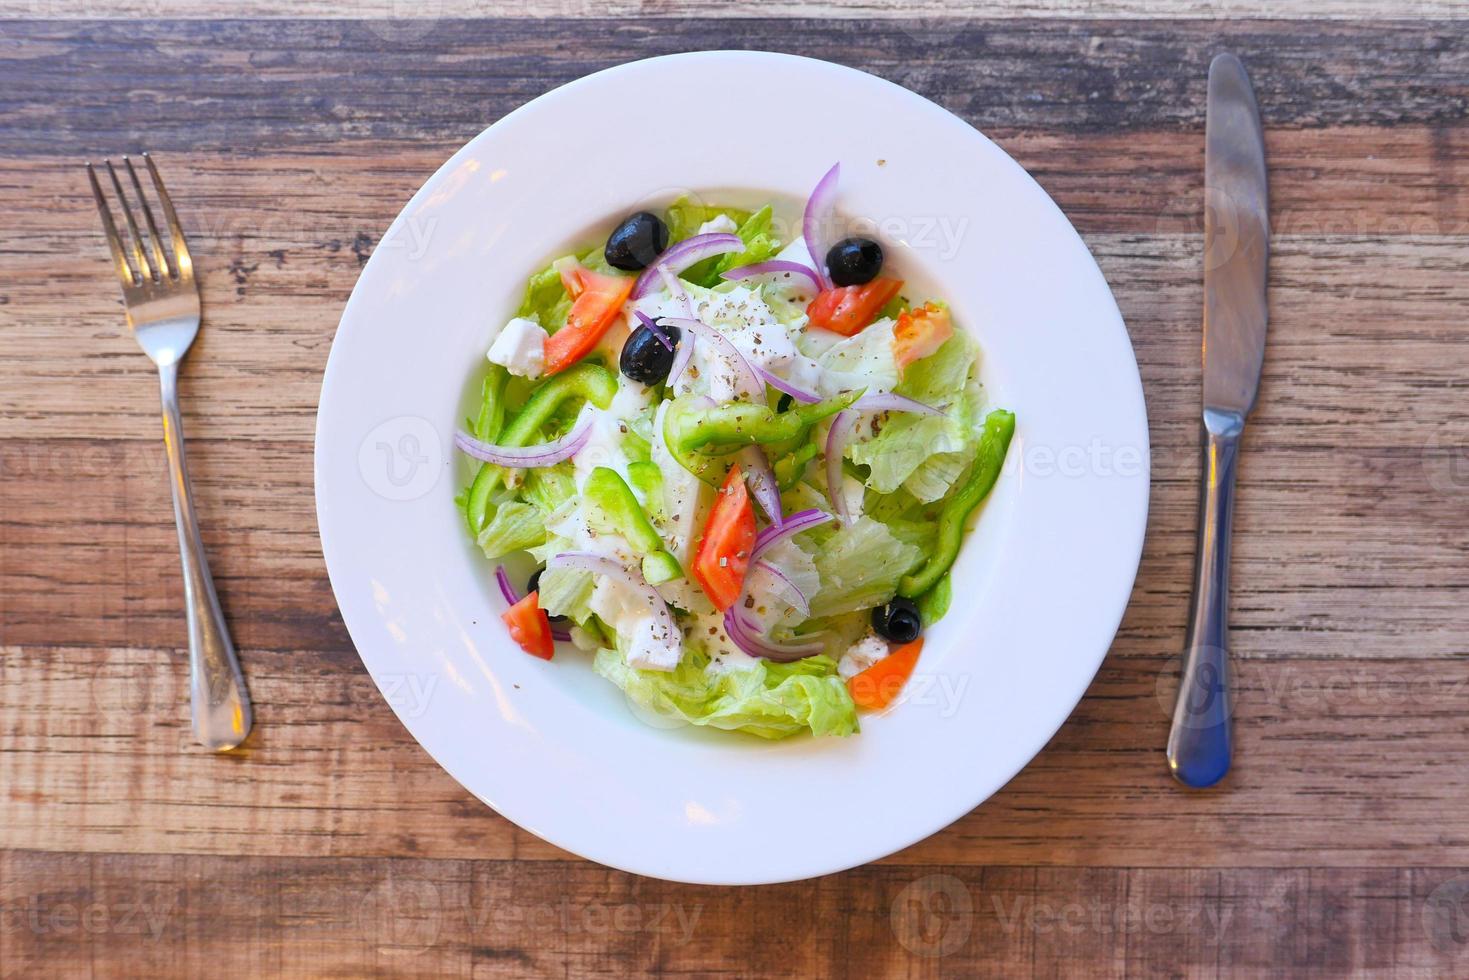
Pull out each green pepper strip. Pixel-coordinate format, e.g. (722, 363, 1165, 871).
(584, 466, 683, 582)
(898, 409, 1016, 598)
(774, 439, 820, 492)
(465, 363, 618, 532)
(663, 389, 863, 485)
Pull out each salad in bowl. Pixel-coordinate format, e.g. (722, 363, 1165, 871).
(455, 164, 1015, 740)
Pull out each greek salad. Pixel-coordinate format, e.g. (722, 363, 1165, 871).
(455, 164, 1015, 739)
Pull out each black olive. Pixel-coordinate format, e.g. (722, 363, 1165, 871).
(619, 320, 682, 385)
(526, 568, 568, 624)
(775, 393, 793, 413)
(826, 237, 883, 286)
(871, 597, 922, 644)
(604, 211, 669, 271)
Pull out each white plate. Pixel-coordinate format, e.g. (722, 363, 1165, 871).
(315, 51, 1149, 885)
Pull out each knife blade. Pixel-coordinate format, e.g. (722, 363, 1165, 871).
(1203, 53, 1270, 416)
(1167, 52, 1269, 788)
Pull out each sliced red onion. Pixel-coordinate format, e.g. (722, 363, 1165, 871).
(631, 233, 743, 299)
(803, 163, 840, 290)
(854, 391, 944, 417)
(456, 404, 594, 467)
(633, 310, 674, 352)
(660, 316, 763, 401)
(753, 559, 810, 617)
(822, 395, 945, 521)
(495, 564, 570, 642)
(658, 263, 695, 317)
(825, 409, 858, 525)
(722, 607, 825, 663)
(754, 364, 820, 404)
(751, 508, 832, 564)
(547, 552, 678, 657)
(494, 565, 519, 605)
(739, 446, 783, 527)
(722, 260, 823, 293)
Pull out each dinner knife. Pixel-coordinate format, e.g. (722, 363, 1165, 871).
(1166, 53, 1269, 788)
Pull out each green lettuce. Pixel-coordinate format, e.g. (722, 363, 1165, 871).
(593, 647, 858, 739)
(815, 318, 899, 395)
(475, 500, 545, 560)
(848, 333, 982, 501)
(809, 516, 922, 618)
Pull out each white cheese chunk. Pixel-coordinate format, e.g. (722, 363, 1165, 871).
(487, 316, 547, 378)
(697, 214, 740, 236)
(839, 633, 891, 680)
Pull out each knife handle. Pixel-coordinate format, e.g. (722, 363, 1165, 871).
(1167, 407, 1243, 788)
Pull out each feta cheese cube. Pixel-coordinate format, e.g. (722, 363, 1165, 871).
(626, 616, 682, 672)
(839, 633, 891, 680)
(696, 213, 740, 236)
(487, 316, 547, 378)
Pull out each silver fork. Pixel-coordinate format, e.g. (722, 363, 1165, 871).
(87, 154, 252, 751)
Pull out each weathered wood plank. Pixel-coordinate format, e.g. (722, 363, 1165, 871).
(0, 19, 1465, 156)
(2, 0, 1465, 19)
(2, 851, 1466, 976)
(3, 645, 1467, 865)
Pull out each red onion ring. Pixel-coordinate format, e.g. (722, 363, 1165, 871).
(754, 364, 820, 404)
(658, 264, 695, 317)
(456, 404, 595, 467)
(803, 163, 841, 290)
(722, 607, 825, 662)
(739, 446, 783, 527)
(721, 260, 823, 293)
(547, 552, 679, 659)
(660, 316, 763, 401)
(631, 233, 743, 300)
(752, 559, 810, 617)
(633, 310, 674, 352)
(751, 508, 832, 564)
(854, 391, 945, 417)
(494, 564, 570, 642)
(825, 409, 858, 525)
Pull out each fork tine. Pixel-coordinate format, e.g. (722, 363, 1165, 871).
(142, 153, 193, 280)
(105, 159, 154, 282)
(123, 155, 173, 280)
(86, 162, 138, 287)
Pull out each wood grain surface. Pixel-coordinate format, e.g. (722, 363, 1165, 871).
(1, 10, 1467, 978)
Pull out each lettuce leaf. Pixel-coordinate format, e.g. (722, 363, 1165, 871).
(475, 500, 545, 560)
(809, 516, 921, 618)
(593, 646, 858, 739)
(815, 318, 898, 396)
(849, 333, 981, 500)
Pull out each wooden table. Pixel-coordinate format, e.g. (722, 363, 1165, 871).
(2, 4, 1466, 976)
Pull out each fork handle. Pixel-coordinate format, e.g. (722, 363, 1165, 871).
(1166, 407, 1242, 788)
(158, 361, 253, 750)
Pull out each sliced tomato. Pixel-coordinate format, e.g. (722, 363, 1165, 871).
(543, 261, 634, 375)
(847, 638, 923, 711)
(806, 277, 904, 336)
(893, 302, 955, 371)
(502, 591, 554, 660)
(692, 465, 757, 611)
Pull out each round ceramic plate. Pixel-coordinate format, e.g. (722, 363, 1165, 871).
(315, 51, 1149, 885)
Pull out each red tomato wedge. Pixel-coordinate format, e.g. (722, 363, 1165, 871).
(893, 302, 955, 371)
(692, 465, 757, 611)
(847, 638, 923, 710)
(502, 591, 554, 660)
(543, 261, 634, 375)
(806, 277, 904, 336)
